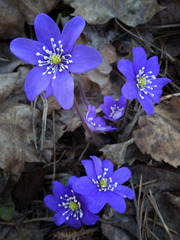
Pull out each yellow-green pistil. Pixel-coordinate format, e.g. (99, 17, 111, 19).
(69, 201, 78, 211)
(138, 77, 146, 87)
(51, 54, 61, 65)
(100, 179, 107, 188)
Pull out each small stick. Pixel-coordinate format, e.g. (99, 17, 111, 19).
(130, 177, 142, 240)
(147, 190, 173, 240)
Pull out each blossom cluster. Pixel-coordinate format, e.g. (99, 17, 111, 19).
(44, 156, 134, 228)
(9, 12, 172, 229)
(10, 12, 171, 123)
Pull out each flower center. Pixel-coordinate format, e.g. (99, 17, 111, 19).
(138, 77, 146, 87)
(36, 38, 73, 79)
(100, 178, 107, 188)
(58, 190, 83, 221)
(136, 67, 157, 100)
(51, 54, 61, 65)
(92, 168, 118, 192)
(109, 104, 124, 118)
(69, 201, 78, 211)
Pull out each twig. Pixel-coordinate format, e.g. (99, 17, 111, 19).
(75, 77, 89, 109)
(160, 92, 180, 101)
(143, 226, 160, 240)
(78, 142, 90, 161)
(31, 98, 38, 149)
(130, 177, 142, 240)
(115, 18, 175, 62)
(147, 217, 179, 235)
(122, 108, 144, 140)
(147, 190, 174, 240)
(52, 110, 56, 181)
(40, 95, 48, 151)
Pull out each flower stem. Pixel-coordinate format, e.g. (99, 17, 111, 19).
(73, 95, 92, 137)
(74, 76, 89, 109)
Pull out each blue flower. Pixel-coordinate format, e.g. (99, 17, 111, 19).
(117, 47, 171, 115)
(84, 105, 117, 133)
(44, 176, 99, 228)
(100, 95, 126, 121)
(10, 13, 102, 110)
(72, 156, 134, 214)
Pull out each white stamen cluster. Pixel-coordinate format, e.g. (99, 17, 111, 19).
(58, 190, 83, 221)
(109, 104, 124, 118)
(87, 117, 102, 128)
(36, 38, 73, 79)
(136, 67, 157, 99)
(92, 168, 118, 192)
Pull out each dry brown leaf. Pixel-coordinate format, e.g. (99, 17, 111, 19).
(58, 104, 85, 132)
(0, 73, 19, 104)
(133, 98, 180, 167)
(0, 103, 39, 130)
(100, 138, 134, 167)
(0, 66, 30, 104)
(86, 56, 112, 96)
(64, 0, 163, 27)
(86, 44, 116, 96)
(101, 207, 138, 240)
(0, 0, 58, 39)
(131, 164, 180, 193)
(0, 102, 41, 176)
(77, 26, 116, 96)
(0, 123, 40, 176)
(47, 94, 61, 115)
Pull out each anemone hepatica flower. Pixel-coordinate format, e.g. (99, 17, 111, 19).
(10, 13, 102, 110)
(117, 47, 171, 115)
(44, 176, 99, 228)
(84, 105, 117, 133)
(100, 95, 126, 121)
(72, 156, 134, 214)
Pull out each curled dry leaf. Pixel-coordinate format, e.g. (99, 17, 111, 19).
(100, 138, 134, 167)
(64, 0, 163, 27)
(0, 102, 41, 176)
(133, 98, 180, 167)
(0, 0, 58, 39)
(86, 56, 112, 96)
(86, 43, 116, 96)
(77, 25, 116, 96)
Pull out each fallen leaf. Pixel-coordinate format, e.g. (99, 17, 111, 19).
(0, 66, 30, 104)
(101, 207, 138, 240)
(47, 94, 61, 115)
(131, 164, 180, 193)
(0, 0, 58, 39)
(58, 105, 84, 132)
(0, 73, 19, 104)
(100, 138, 135, 167)
(64, 0, 163, 27)
(86, 56, 112, 96)
(0, 102, 42, 176)
(133, 98, 180, 167)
